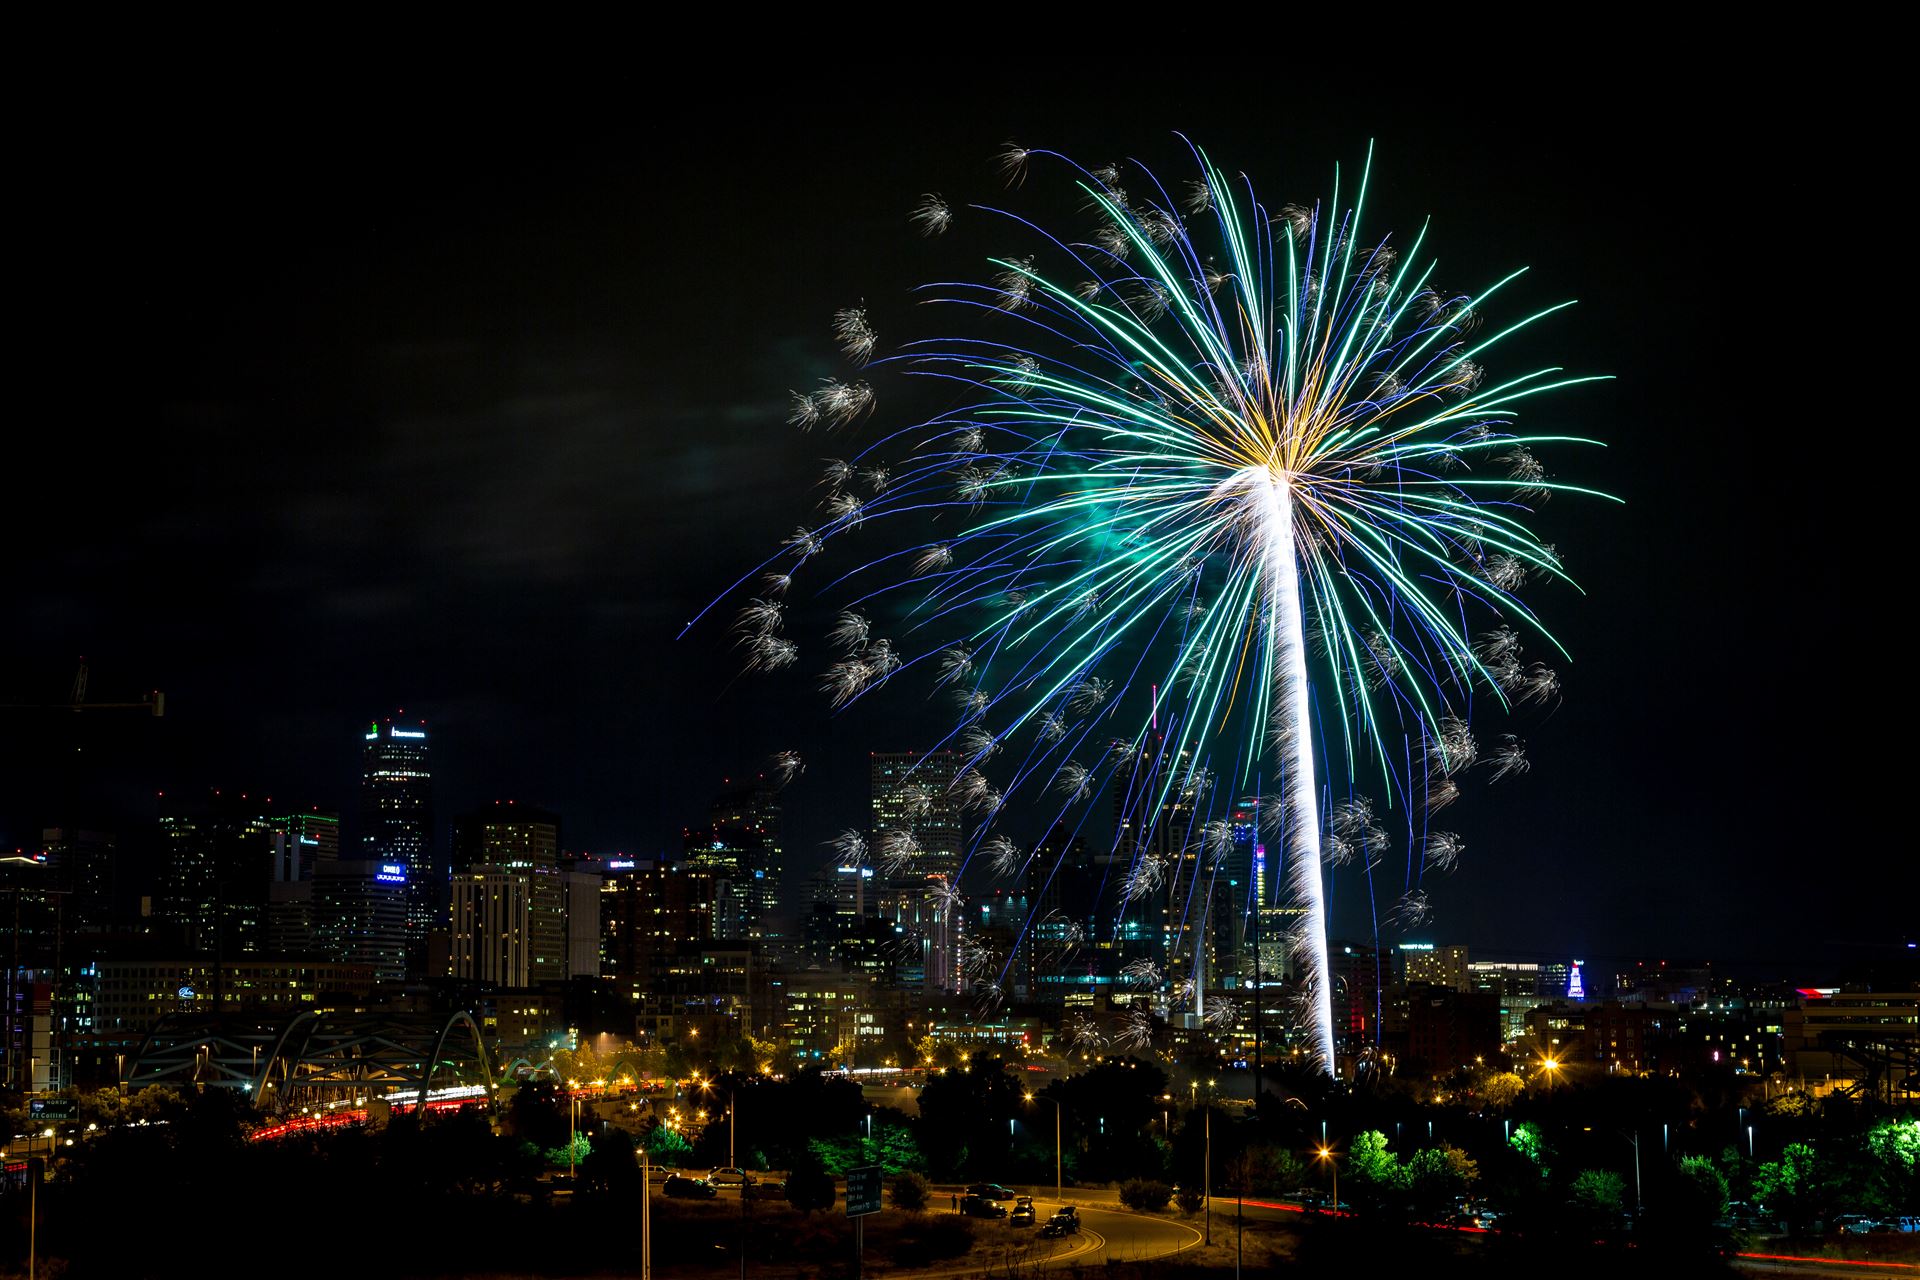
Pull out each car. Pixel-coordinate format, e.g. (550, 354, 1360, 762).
(962, 1195, 1009, 1219)
(967, 1182, 1017, 1201)
(747, 1179, 786, 1200)
(707, 1167, 752, 1187)
(1835, 1215, 1883, 1235)
(1039, 1210, 1081, 1238)
(664, 1174, 719, 1199)
(1011, 1197, 1036, 1227)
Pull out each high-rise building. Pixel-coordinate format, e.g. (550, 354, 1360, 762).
(562, 867, 601, 978)
(158, 790, 275, 961)
(312, 858, 407, 982)
(40, 828, 115, 936)
(451, 866, 533, 987)
(869, 751, 966, 883)
(359, 718, 436, 966)
(684, 779, 782, 938)
(454, 804, 565, 984)
(1400, 943, 1472, 992)
(600, 863, 716, 1003)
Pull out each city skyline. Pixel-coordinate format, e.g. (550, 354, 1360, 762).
(3, 83, 1910, 979)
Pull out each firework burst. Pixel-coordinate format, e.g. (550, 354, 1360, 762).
(692, 139, 1608, 1073)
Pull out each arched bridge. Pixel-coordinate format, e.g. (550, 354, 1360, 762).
(123, 1010, 494, 1113)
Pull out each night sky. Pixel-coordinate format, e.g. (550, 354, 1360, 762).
(7, 73, 1905, 979)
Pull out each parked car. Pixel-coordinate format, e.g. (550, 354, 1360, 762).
(962, 1195, 1009, 1219)
(707, 1167, 751, 1188)
(1011, 1197, 1036, 1227)
(967, 1182, 1017, 1201)
(1835, 1215, 1883, 1235)
(664, 1174, 719, 1199)
(1039, 1209, 1081, 1238)
(747, 1179, 786, 1200)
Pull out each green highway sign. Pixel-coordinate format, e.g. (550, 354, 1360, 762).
(845, 1164, 882, 1217)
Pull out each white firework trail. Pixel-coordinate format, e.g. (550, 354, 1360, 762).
(821, 458, 855, 489)
(1423, 831, 1465, 873)
(762, 572, 791, 596)
(860, 465, 891, 494)
(1485, 735, 1530, 782)
(1515, 663, 1561, 706)
(822, 659, 875, 708)
(1121, 958, 1162, 987)
(828, 829, 868, 865)
(1429, 715, 1478, 774)
(768, 750, 805, 788)
(1116, 1005, 1155, 1051)
(1204, 995, 1239, 1030)
(1066, 677, 1112, 715)
(736, 598, 784, 635)
(1427, 777, 1461, 813)
(959, 725, 1001, 760)
(829, 610, 871, 652)
(744, 634, 798, 672)
(915, 543, 953, 575)
(936, 644, 973, 686)
(1055, 761, 1093, 801)
(833, 306, 877, 364)
(910, 193, 952, 236)
(994, 257, 1034, 310)
(874, 828, 921, 877)
(982, 835, 1021, 877)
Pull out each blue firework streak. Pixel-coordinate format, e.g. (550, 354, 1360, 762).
(695, 138, 1611, 1074)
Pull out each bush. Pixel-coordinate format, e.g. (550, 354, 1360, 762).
(1119, 1178, 1174, 1212)
(892, 1171, 932, 1212)
(1175, 1184, 1206, 1214)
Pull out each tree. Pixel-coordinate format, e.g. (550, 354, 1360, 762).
(581, 1126, 641, 1196)
(1175, 1183, 1206, 1214)
(1865, 1118, 1920, 1212)
(1678, 1155, 1730, 1220)
(1508, 1121, 1550, 1174)
(787, 1148, 838, 1214)
(1404, 1145, 1477, 1221)
(639, 1119, 694, 1167)
(1569, 1169, 1626, 1238)
(1477, 1071, 1526, 1110)
(1754, 1142, 1824, 1236)
(892, 1170, 932, 1212)
(506, 1081, 571, 1151)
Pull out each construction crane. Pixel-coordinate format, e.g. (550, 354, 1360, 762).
(0, 657, 164, 716)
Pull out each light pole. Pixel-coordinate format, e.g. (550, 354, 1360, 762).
(1316, 1145, 1340, 1213)
(641, 1143, 651, 1280)
(1204, 1104, 1212, 1245)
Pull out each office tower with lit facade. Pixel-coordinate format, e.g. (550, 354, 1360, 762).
(359, 718, 436, 967)
(868, 751, 965, 881)
(683, 778, 782, 939)
(158, 789, 276, 960)
(454, 803, 565, 985)
(451, 866, 533, 987)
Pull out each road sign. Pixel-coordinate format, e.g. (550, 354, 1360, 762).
(29, 1099, 75, 1121)
(845, 1164, 882, 1217)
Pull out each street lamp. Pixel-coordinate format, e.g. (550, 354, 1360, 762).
(1315, 1145, 1341, 1214)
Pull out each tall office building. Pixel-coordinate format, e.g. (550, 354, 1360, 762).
(868, 751, 965, 882)
(451, 866, 533, 987)
(40, 827, 115, 936)
(158, 790, 275, 960)
(454, 804, 566, 984)
(683, 778, 782, 938)
(359, 718, 436, 966)
(312, 858, 408, 982)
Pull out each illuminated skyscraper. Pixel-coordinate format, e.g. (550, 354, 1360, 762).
(359, 718, 436, 969)
(683, 778, 782, 938)
(868, 751, 965, 881)
(454, 803, 565, 984)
